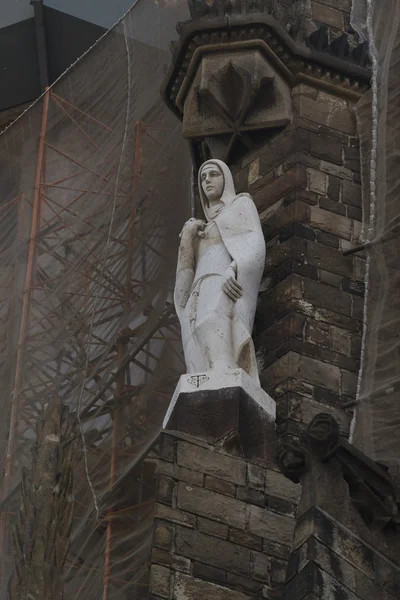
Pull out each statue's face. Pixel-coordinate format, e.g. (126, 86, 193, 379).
(200, 164, 224, 203)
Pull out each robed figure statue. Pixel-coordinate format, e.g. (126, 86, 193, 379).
(174, 159, 265, 384)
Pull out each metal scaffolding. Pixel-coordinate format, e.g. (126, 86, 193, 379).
(0, 1, 192, 595)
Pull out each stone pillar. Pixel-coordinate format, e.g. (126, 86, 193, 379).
(246, 80, 363, 441)
(150, 431, 300, 600)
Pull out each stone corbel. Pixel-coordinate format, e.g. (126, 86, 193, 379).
(162, 13, 370, 167)
(277, 413, 400, 530)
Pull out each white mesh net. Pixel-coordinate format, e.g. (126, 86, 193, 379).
(0, 1, 192, 597)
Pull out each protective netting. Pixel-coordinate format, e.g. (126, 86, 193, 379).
(351, 0, 400, 468)
(0, 1, 191, 597)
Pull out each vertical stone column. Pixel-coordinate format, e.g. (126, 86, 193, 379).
(240, 81, 364, 441)
(150, 432, 300, 600)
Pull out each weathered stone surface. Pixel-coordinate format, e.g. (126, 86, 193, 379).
(254, 165, 308, 212)
(236, 486, 265, 507)
(154, 520, 173, 551)
(248, 505, 295, 546)
(197, 517, 229, 540)
(177, 482, 247, 530)
(307, 168, 327, 195)
(152, 548, 191, 574)
(174, 573, 251, 600)
(247, 463, 267, 489)
(229, 528, 263, 551)
(177, 441, 246, 486)
(330, 326, 351, 355)
(309, 206, 352, 240)
(307, 239, 353, 278)
(265, 469, 301, 504)
(251, 552, 272, 583)
(150, 565, 171, 599)
(157, 474, 174, 505)
(263, 352, 341, 394)
(205, 475, 236, 497)
(226, 572, 261, 594)
(175, 527, 251, 576)
(193, 561, 226, 585)
(155, 504, 196, 528)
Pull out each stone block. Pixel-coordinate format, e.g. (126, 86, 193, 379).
(197, 516, 229, 539)
(319, 196, 346, 216)
(173, 465, 204, 487)
(174, 573, 251, 600)
(307, 239, 353, 277)
(315, 230, 339, 248)
(152, 548, 192, 574)
(177, 482, 247, 530)
(226, 572, 261, 594)
(314, 307, 361, 333)
(263, 538, 291, 560)
(248, 504, 295, 546)
(247, 463, 267, 490)
(157, 474, 174, 505)
(303, 278, 352, 317)
(175, 527, 252, 577)
(330, 326, 351, 355)
(205, 475, 236, 497)
(310, 206, 352, 240)
(305, 321, 331, 350)
(248, 158, 260, 186)
(229, 527, 263, 551)
(265, 469, 301, 504)
(318, 270, 341, 288)
(158, 433, 175, 462)
(154, 519, 173, 551)
(177, 440, 246, 487)
(318, 161, 353, 181)
(251, 552, 272, 583)
(265, 351, 342, 394)
(150, 564, 171, 599)
(307, 168, 327, 195)
(155, 503, 196, 528)
(341, 369, 357, 397)
(236, 486, 265, 507)
(343, 146, 361, 173)
(254, 164, 308, 212)
(266, 495, 296, 517)
(327, 175, 341, 201)
(347, 205, 362, 221)
(309, 132, 343, 165)
(193, 561, 226, 585)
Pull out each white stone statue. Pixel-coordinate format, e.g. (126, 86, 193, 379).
(174, 159, 266, 384)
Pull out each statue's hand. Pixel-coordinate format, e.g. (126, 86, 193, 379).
(222, 266, 243, 302)
(180, 218, 206, 240)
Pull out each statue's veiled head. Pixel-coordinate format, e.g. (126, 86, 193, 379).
(198, 159, 237, 221)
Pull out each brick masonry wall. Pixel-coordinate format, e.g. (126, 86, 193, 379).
(232, 83, 364, 440)
(150, 432, 301, 600)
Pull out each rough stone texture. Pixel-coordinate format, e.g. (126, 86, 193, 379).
(245, 83, 365, 442)
(150, 432, 298, 599)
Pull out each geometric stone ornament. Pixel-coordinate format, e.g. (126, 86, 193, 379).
(162, 13, 370, 167)
(163, 368, 276, 459)
(183, 48, 292, 163)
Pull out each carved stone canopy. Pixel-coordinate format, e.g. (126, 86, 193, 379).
(182, 46, 292, 163)
(162, 13, 370, 167)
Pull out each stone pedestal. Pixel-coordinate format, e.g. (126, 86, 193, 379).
(163, 369, 275, 460)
